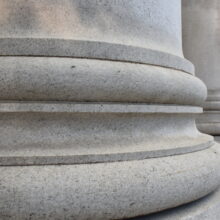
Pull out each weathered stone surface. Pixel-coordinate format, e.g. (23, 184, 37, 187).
(0, 38, 194, 74)
(0, 0, 219, 219)
(0, 102, 212, 166)
(134, 187, 220, 220)
(1, 144, 220, 220)
(0, 0, 184, 56)
(0, 57, 204, 104)
(0, 0, 198, 103)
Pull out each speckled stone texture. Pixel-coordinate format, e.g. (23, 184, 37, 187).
(0, 0, 220, 219)
(132, 187, 220, 220)
(182, 0, 220, 140)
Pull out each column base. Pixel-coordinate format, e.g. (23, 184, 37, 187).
(0, 102, 218, 219)
(0, 144, 220, 220)
(133, 187, 220, 220)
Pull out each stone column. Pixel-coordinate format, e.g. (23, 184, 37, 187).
(182, 0, 220, 142)
(0, 0, 220, 219)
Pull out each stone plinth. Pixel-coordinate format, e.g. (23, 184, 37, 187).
(182, 0, 220, 140)
(0, 0, 220, 219)
(133, 188, 220, 220)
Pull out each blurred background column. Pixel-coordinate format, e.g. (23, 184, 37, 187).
(182, 0, 220, 142)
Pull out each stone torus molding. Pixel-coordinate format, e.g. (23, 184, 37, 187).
(0, 0, 220, 219)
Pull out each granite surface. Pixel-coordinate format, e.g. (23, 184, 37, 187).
(133, 187, 220, 220)
(0, 57, 205, 104)
(1, 144, 220, 219)
(0, 0, 219, 219)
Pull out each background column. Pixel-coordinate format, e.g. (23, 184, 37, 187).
(182, 0, 220, 142)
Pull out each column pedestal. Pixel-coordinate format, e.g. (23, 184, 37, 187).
(133, 187, 220, 220)
(0, 0, 220, 219)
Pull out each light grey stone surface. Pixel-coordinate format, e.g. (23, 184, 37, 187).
(0, 0, 219, 219)
(0, 102, 203, 114)
(182, 0, 220, 136)
(0, 38, 194, 74)
(0, 57, 205, 104)
(0, 0, 183, 57)
(0, 102, 212, 166)
(0, 0, 194, 74)
(197, 111, 220, 135)
(134, 187, 220, 220)
(0, 0, 198, 103)
(1, 144, 220, 220)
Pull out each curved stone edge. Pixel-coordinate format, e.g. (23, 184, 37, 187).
(1, 143, 220, 219)
(204, 101, 220, 110)
(0, 56, 207, 104)
(0, 38, 194, 74)
(207, 90, 220, 101)
(0, 102, 203, 114)
(0, 102, 211, 166)
(197, 111, 220, 135)
(0, 140, 213, 166)
(197, 111, 220, 123)
(133, 188, 220, 220)
(197, 123, 220, 135)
